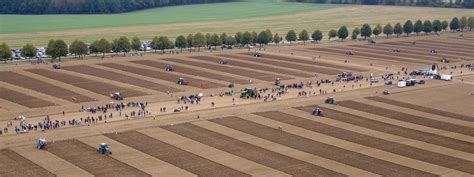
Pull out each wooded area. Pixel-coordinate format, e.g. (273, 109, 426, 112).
(288, 0, 473, 8)
(0, 0, 237, 14)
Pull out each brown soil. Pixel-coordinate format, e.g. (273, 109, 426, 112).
(219, 54, 340, 75)
(310, 47, 431, 65)
(403, 40, 474, 52)
(366, 96, 474, 122)
(210, 117, 435, 176)
(296, 106, 474, 154)
(131, 60, 248, 84)
(98, 63, 224, 89)
(419, 39, 474, 48)
(255, 111, 474, 174)
(47, 139, 150, 177)
(105, 131, 249, 177)
(347, 44, 464, 62)
(189, 56, 314, 78)
(0, 149, 55, 177)
(62, 65, 182, 93)
(380, 41, 473, 59)
(241, 53, 368, 72)
(0, 71, 94, 103)
(161, 58, 289, 81)
(337, 100, 474, 137)
(0, 87, 56, 108)
(341, 45, 441, 62)
(161, 123, 343, 177)
(26, 69, 147, 98)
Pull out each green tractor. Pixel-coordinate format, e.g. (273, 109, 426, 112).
(240, 88, 259, 99)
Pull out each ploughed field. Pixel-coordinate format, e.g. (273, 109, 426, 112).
(2, 82, 473, 176)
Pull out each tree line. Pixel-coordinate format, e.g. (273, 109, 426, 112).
(0, 16, 473, 61)
(288, 0, 474, 8)
(0, 0, 237, 14)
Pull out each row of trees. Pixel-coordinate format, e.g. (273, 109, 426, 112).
(0, 0, 236, 14)
(288, 0, 474, 8)
(1, 16, 472, 61)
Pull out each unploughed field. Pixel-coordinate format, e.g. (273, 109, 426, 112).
(0, 33, 473, 176)
(1, 2, 473, 47)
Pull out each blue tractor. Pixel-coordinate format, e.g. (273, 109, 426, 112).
(98, 143, 112, 155)
(36, 138, 47, 150)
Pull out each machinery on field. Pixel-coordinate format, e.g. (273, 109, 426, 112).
(218, 58, 227, 64)
(345, 50, 354, 55)
(110, 92, 123, 100)
(368, 38, 376, 44)
(98, 143, 112, 155)
(440, 57, 449, 63)
(228, 82, 234, 88)
(274, 78, 281, 86)
(164, 64, 174, 72)
(240, 88, 259, 99)
(390, 48, 401, 53)
(325, 97, 335, 104)
(176, 78, 188, 85)
(36, 138, 47, 150)
(383, 90, 390, 95)
(52, 63, 61, 69)
(429, 48, 438, 54)
(312, 107, 323, 117)
(254, 51, 262, 57)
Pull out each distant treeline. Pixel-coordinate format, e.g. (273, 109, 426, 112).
(287, 0, 474, 8)
(0, 0, 238, 14)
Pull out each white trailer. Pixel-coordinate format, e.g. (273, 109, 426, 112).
(440, 74, 452, 81)
(397, 81, 406, 88)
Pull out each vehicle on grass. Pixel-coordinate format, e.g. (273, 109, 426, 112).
(164, 64, 174, 72)
(52, 63, 61, 69)
(240, 88, 259, 99)
(110, 92, 123, 100)
(98, 143, 112, 155)
(176, 77, 188, 85)
(325, 97, 335, 104)
(36, 138, 47, 150)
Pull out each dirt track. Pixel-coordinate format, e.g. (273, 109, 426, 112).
(0, 87, 56, 108)
(47, 139, 150, 177)
(189, 56, 314, 78)
(0, 71, 94, 103)
(105, 131, 249, 177)
(296, 106, 474, 154)
(161, 57, 289, 81)
(98, 63, 224, 89)
(337, 100, 474, 136)
(219, 54, 341, 75)
(26, 69, 147, 98)
(0, 149, 55, 177)
(161, 122, 343, 177)
(375, 42, 473, 59)
(131, 60, 248, 84)
(62, 65, 182, 93)
(210, 117, 436, 176)
(366, 96, 474, 122)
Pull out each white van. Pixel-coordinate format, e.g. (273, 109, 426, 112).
(440, 74, 452, 81)
(398, 81, 406, 88)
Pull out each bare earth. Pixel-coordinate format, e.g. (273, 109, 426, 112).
(1, 32, 473, 176)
